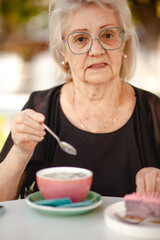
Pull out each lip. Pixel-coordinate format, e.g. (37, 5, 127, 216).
(87, 62, 107, 70)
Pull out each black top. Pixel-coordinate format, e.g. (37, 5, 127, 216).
(0, 84, 160, 197)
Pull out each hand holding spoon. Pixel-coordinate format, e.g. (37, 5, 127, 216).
(41, 123, 77, 155)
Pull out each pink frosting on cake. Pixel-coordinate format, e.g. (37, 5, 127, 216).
(124, 192, 160, 205)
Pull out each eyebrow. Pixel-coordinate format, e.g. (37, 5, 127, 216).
(71, 28, 88, 33)
(71, 24, 117, 33)
(100, 24, 117, 29)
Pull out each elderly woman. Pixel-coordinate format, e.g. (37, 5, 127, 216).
(0, 0, 160, 201)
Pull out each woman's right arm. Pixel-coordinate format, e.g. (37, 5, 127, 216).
(0, 109, 46, 201)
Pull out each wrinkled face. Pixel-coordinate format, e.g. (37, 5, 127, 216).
(62, 4, 125, 85)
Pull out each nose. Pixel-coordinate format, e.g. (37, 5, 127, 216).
(89, 36, 105, 56)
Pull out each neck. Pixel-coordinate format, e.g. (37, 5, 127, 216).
(71, 80, 124, 133)
(72, 79, 123, 106)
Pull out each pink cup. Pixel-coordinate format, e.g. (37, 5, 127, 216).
(36, 167, 93, 202)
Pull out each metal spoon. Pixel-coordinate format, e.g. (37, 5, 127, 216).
(115, 213, 160, 225)
(41, 123, 77, 155)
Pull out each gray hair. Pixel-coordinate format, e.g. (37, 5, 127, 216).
(49, 0, 138, 81)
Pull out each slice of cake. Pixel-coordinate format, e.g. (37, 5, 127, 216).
(124, 192, 160, 219)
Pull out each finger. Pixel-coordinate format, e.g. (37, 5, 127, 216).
(14, 110, 45, 131)
(136, 176, 146, 194)
(145, 171, 157, 193)
(15, 109, 45, 124)
(13, 133, 45, 145)
(19, 109, 45, 123)
(11, 122, 45, 142)
(155, 172, 160, 193)
(14, 123, 46, 137)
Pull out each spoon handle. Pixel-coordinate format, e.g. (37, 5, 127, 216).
(41, 123, 60, 143)
(115, 213, 159, 225)
(41, 122, 77, 155)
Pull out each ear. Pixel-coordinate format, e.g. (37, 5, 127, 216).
(122, 40, 126, 51)
(59, 47, 68, 63)
(59, 47, 65, 57)
(121, 40, 127, 57)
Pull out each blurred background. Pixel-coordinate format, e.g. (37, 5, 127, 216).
(0, 0, 160, 150)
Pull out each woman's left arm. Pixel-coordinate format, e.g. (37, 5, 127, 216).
(136, 167, 160, 193)
(136, 95, 160, 194)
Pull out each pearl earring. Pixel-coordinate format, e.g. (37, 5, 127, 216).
(124, 54, 127, 59)
(61, 61, 69, 67)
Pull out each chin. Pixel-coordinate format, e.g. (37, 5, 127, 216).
(85, 73, 112, 85)
(85, 79, 109, 85)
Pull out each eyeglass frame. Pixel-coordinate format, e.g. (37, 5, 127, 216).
(63, 27, 125, 55)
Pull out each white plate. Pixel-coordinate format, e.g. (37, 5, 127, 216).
(103, 201, 160, 239)
(26, 191, 102, 216)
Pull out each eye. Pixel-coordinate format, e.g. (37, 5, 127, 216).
(76, 37, 85, 42)
(71, 33, 89, 43)
(104, 33, 112, 39)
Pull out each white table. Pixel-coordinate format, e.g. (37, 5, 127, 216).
(0, 197, 153, 240)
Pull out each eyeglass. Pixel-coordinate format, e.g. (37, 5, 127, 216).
(63, 27, 125, 55)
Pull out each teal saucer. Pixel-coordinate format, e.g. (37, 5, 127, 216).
(26, 191, 102, 216)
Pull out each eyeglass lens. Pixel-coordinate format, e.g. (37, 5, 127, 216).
(67, 27, 124, 54)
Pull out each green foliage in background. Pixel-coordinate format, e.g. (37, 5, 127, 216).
(0, 116, 10, 151)
(0, 0, 160, 50)
(128, 0, 160, 49)
(0, 0, 48, 34)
